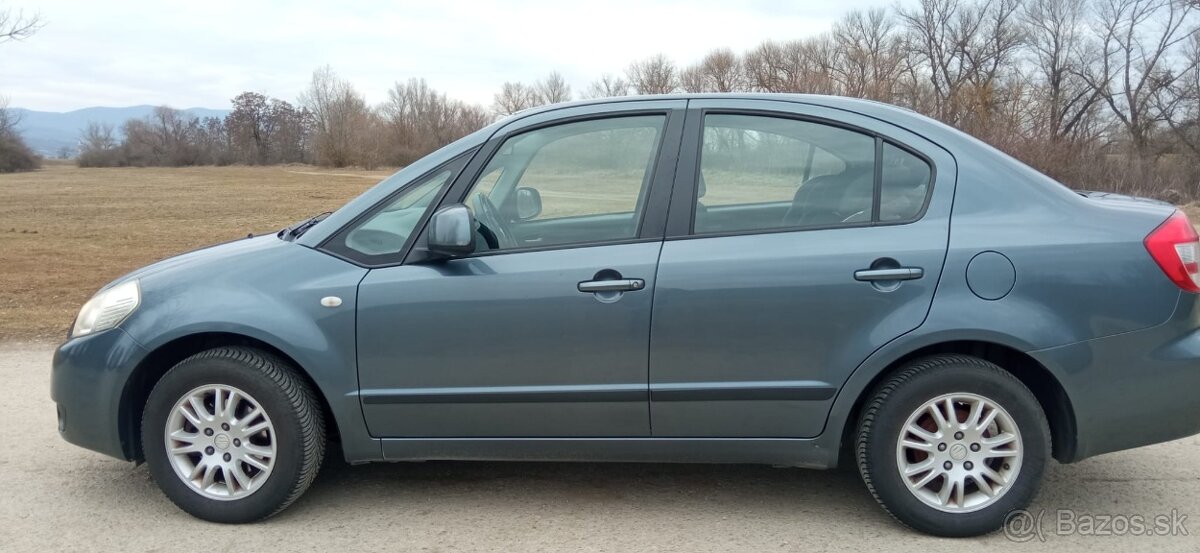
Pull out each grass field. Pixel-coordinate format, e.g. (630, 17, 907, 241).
(0, 164, 390, 340)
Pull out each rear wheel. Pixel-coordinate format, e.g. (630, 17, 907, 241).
(855, 354, 1050, 537)
(141, 347, 325, 523)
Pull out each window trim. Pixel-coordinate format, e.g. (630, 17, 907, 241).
(669, 108, 936, 240)
(404, 110, 683, 263)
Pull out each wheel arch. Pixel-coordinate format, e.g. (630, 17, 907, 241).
(118, 331, 342, 462)
(838, 339, 1078, 464)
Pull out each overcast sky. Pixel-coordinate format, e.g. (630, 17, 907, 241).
(2, 0, 895, 112)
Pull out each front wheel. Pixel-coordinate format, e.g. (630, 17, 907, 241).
(856, 354, 1051, 537)
(141, 347, 326, 523)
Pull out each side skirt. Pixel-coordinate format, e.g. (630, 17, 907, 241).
(379, 438, 839, 469)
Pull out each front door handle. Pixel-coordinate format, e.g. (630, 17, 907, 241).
(854, 267, 924, 282)
(578, 278, 645, 293)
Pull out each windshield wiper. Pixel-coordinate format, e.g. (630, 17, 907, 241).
(280, 211, 332, 240)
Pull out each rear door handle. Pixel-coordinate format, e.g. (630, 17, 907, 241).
(854, 267, 924, 282)
(578, 279, 645, 293)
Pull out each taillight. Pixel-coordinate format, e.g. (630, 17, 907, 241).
(1145, 211, 1200, 293)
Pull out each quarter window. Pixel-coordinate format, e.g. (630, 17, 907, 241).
(328, 161, 460, 262)
(880, 143, 931, 221)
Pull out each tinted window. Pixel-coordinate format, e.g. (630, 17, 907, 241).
(464, 115, 665, 251)
(880, 142, 931, 221)
(695, 114, 876, 234)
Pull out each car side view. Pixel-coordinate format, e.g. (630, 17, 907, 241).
(52, 94, 1200, 537)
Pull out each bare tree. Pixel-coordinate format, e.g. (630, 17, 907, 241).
(627, 54, 678, 94)
(493, 81, 539, 115)
(829, 9, 905, 101)
(76, 121, 120, 166)
(743, 38, 838, 93)
(681, 48, 746, 92)
(896, 0, 1025, 127)
(0, 96, 37, 172)
(299, 65, 372, 167)
(1021, 0, 1104, 140)
(582, 74, 631, 98)
(383, 78, 490, 163)
(1085, 0, 1197, 156)
(1159, 32, 1200, 157)
(536, 71, 572, 104)
(0, 6, 42, 44)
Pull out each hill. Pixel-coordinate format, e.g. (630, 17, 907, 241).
(10, 105, 230, 157)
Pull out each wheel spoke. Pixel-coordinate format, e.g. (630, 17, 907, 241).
(964, 399, 983, 430)
(901, 439, 935, 452)
(929, 402, 951, 430)
(188, 396, 212, 422)
(222, 390, 240, 420)
(177, 403, 204, 427)
(980, 464, 1006, 486)
(971, 473, 995, 496)
(201, 463, 219, 489)
(242, 443, 273, 458)
(976, 407, 999, 433)
(188, 458, 207, 480)
(937, 476, 957, 506)
(170, 442, 204, 455)
(911, 468, 941, 489)
(242, 453, 270, 472)
(905, 422, 940, 443)
(241, 420, 270, 437)
(229, 462, 253, 492)
(904, 458, 936, 477)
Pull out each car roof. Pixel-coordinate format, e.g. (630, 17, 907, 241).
(511, 93, 918, 119)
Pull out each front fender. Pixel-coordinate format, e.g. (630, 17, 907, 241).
(120, 241, 377, 462)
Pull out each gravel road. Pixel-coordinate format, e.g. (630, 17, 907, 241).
(2, 342, 1198, 552)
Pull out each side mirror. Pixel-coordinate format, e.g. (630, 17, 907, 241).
(515, 187, 542, 221)
(426, 203, 475, 258)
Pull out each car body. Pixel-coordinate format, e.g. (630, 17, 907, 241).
(52, 94, 1200, 535)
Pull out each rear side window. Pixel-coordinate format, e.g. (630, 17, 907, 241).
(880, 143, 931, 221)
(693, 114, 931, 235)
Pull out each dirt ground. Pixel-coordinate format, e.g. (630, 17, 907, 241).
(3, 342, 1198, 552)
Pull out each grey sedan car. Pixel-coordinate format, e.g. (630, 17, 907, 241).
(52, 94, 1200, 536)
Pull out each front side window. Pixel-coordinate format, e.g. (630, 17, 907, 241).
(462, 115, 666, 252)
(693, 114, 930, 235)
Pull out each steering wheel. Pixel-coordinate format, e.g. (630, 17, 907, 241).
(471, 194, 516, 249)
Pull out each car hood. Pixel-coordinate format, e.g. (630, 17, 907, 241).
(105, 234, 287, 291)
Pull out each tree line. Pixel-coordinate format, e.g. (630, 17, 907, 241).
(0, 6, 42, 173)
(68, 0, 1200, 202)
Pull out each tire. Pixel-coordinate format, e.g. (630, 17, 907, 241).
(141, 347, 326, 523)
(855, 354, 1051, 537)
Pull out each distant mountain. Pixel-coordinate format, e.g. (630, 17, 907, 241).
(10, 105, 231, 157)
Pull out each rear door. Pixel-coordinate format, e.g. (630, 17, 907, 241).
(648, 99, 956, 437)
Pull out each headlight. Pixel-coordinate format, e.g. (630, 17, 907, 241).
(71, 280, 141, 338)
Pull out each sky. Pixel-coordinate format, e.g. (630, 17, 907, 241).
(2, 0, 894, 112)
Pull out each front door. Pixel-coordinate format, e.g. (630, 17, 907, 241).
(649, 103, 956, 437)
(355, 110, 682, 437)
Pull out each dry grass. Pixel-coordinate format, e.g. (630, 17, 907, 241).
(0, 164, 389, 340)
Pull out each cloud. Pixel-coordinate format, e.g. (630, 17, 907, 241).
(0, 0, 891, 111)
